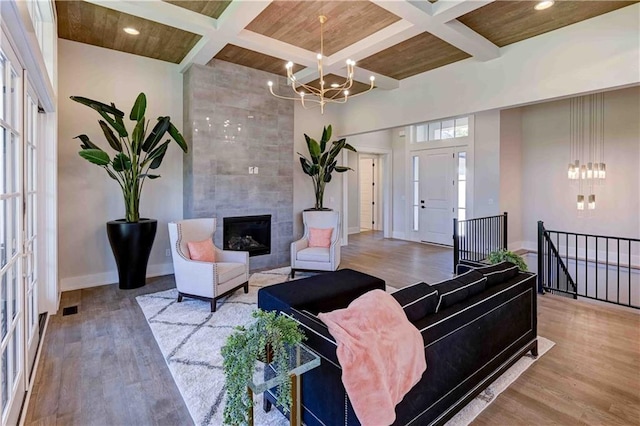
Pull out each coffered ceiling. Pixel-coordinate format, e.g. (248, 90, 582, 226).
(56, 0, 638, 87)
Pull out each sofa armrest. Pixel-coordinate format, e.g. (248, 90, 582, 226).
(289, 309, 340, 368)
(216, 248, 249, 264)
(257, 269, 386, 315)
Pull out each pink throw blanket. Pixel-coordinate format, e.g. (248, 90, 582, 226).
(318, 289, 426, 425)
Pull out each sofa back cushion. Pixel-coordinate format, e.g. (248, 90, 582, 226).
(433, 270, 487, 312)
(391, 283, 438, 322)
(472, 261, 520, 287)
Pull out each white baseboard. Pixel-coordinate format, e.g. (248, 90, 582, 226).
(507, 241, 525, 252)
(348, 227, 360, 235)
(392, 231, 406, 240)
(60, 262, 174, 292)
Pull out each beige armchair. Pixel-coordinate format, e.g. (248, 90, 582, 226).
(168, 218, 249, 312)
(290, 211, 341, 278)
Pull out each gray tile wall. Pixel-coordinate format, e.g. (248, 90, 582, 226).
(183, 60, 294, 270)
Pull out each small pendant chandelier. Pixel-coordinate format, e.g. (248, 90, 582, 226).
(568, 93, 606, 212)
(267, 15, 375, 114)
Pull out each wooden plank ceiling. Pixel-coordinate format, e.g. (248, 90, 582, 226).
(358, 32, 470, 80)
(245, 1, 401, 57)
(55, 0, 638, 81)
(306, 74, 374, 96)
(212, 44, 305, 76)
(55, 1, 201, 64)
(458, 0, 638, 47)
(163, 0, 231, 19)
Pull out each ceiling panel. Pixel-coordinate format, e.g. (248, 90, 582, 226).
(56, 1, 201, 64)
(357, 32, 471, 80)
(457, 1, 638, 47)
(163, 0, 232, 19)
(212, 44, 305, 76)
(306, 74, 374, 96)
(245, 1, 401, 56)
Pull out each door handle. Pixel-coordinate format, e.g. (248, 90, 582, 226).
(421, 206, 425, 209)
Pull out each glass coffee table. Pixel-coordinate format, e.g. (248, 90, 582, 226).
(247, 344, 321, 426)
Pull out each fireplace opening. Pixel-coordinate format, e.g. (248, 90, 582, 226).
(223, 215, 271, 257)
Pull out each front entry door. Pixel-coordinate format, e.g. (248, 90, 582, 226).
(418, 148, 455, 245)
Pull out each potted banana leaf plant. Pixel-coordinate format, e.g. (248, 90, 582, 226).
(70, 93, 187, 289)
(298, 125, 356, 210)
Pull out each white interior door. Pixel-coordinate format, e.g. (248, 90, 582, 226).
(0, 38, 26, 426)
(359, 157, 374, 231)
(418, 148, 455, 245)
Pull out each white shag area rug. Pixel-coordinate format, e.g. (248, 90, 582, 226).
(136, 267, 554, 426)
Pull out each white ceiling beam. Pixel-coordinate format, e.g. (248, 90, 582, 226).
(180, 0, 273, 71)
(431, 0, 495, 24)
(235, 30, 318, 68)
(83, 0, 217, 34)
(372, 0, 500, 61)
(293, 21, 413, 88)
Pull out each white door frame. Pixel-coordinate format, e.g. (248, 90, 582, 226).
(342, 147, 392, 245)
(406, 116, 475, 242)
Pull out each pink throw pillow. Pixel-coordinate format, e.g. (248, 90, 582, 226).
(187, 239, 216, 262)
(309, 227, 333, 248)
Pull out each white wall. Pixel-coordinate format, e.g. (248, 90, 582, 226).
(500, 108, 524, 248)
(392, 128, 408, 239)
(333, 4, 639, 136)
(519, 86, 640, 248)
(292, 104, 342, 238)
(347, 151, 359, 232)
(474, 110, 501, 218)
(58, 39, 184, 290)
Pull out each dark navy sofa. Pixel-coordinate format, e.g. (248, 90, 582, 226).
(257, 264, 537, 426)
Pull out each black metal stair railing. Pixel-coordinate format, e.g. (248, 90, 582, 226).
(453, 212, 508, 271)
(537, 221, 639, 309)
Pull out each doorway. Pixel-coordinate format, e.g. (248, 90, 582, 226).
(413, 148, 467, 246)
(359, 156, 378, 231)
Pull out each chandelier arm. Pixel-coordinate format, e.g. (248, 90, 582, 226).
(269, 86, 320, 103)
(295, 82, 324, 96)
(340, 81, 376, 100)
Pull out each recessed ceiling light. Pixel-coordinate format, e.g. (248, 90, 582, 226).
(123, 27, 140, 35)
(331, 83, 339, 88)
(534, 0, 554, 11)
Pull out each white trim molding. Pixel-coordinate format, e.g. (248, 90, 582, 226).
(60, 263, 174, 292)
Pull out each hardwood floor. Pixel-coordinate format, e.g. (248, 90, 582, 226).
(25, 232, 639, 425)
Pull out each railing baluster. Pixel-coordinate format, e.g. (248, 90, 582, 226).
(595, 237, 598, 299)
(629, 240, 632, 307)
(606, 238, 609, 302)
(618, 238, 620, 305)
(575, 234, 578, 293)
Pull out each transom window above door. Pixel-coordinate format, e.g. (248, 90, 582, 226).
(412, 116, 469, 143)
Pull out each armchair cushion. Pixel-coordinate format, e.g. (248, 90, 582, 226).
(187, 239, 216, 262)
(309, 227, 333, 248)
(297, 247, 330, 262)
(216, 262, 246, 283)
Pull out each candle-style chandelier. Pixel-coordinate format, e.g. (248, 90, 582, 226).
(568, 93, 606, 211)
(267, 15, 375, 114)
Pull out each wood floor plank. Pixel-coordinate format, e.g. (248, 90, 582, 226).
(24, 231, 640, 426)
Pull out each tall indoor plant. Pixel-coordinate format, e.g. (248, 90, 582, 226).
(298, 125, 356, 210)
(71, 93, 187, 289)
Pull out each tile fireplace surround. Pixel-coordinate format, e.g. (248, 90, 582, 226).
(183, 60, 294, 270)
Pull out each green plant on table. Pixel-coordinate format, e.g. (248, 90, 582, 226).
(222, 309, 306, 425)
(70, 93, 188, 222)
(488, 249, 528, 271)
(298, 125, 356, 210)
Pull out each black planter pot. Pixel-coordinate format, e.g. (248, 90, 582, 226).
(106, 219, 157, 290)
